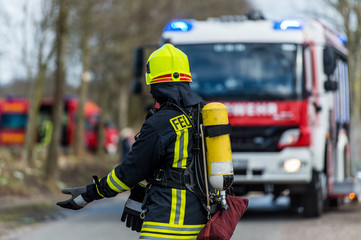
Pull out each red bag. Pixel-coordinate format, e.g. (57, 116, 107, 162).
(197, 196, 249, 240)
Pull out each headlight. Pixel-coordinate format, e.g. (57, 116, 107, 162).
(283, 158, 301, 173)
(278, 129, 300, 147)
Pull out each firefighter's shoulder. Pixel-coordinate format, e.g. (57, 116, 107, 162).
(146, 107, 188, 134)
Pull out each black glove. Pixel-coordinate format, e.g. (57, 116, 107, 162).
(57, 176, 105, 210)
(57, 184, 99, 210)
(121, 183, 146, 232)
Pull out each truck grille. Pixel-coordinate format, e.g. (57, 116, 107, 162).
(230, 126, 297, 152)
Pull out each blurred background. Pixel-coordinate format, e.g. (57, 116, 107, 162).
(0, 0, 361, 239)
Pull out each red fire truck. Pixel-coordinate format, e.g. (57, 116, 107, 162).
(39, 97, 119, 153)
(0, 96, 29, 145)
(0, 96, 118, 152)
(134, 15, 360, 217)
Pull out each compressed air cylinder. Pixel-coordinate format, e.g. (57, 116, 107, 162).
(202, 102, 234, 191)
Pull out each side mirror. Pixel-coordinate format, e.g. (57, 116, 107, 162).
(324, 79, 338, 92)
(323, 46, 336, 76)
(133, 47, 144, 78)
(323, 46, 338, 92)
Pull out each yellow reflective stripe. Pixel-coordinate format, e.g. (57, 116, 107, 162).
(169, 189, 186, 225)
(172, 131, 181, 168)
(170, 188, 177, 224)
(141, 227, 200, 235)
(181, 129, 188, 169)
(171, 114, 192, 169)
(95, 179, 105, 198)
(143, 221, 205, 228)
(179, 190, 186, 225)
(138, 182, 146, 188)
(139, 233, 197, 239)
(173, 130, 189, 169)
(106, 169, 130, 193)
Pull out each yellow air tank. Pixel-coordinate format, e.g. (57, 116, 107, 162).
(202, 102, 234, 192)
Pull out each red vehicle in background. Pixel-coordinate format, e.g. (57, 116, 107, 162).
(39, 97, 119, 153)
(0, 96, 118, 153)
(0, 96, 29, 145)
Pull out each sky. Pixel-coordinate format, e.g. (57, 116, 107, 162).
(251, 0, 321, 19)
(0, 0, 343, 86)
(0, 1, 24, 85)
(0, 0, 47, 86)
(251, 0, 342, 30)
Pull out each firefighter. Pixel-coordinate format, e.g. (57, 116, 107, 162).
(57, 43, 208, 239)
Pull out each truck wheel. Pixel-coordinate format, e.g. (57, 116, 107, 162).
(303, 171, 325, 217)
(290, 194, 303, 213)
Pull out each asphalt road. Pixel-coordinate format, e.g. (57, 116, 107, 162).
(2, 194, 361, 240)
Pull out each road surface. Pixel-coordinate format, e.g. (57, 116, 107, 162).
(2, 194, 361, 240)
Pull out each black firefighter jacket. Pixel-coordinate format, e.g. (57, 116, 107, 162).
(94, 105, 208, 239)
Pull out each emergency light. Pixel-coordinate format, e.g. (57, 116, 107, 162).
(164, 20, 193, 32)
(337, 34, 347, 45)
(274, 19, 303, 30)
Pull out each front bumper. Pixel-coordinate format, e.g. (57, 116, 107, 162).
(232, 147, 313, 184)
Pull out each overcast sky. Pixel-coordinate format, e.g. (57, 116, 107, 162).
(0, 0, 342, 86)
(251, 0, 343, 29)
(251, 0, 319, 20)
(0, 0, 43, 86)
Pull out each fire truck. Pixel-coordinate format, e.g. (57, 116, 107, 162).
(0, 96, 28, 145)
(39, 97, 119, 153)
(0, 96, 118, 153)
(134, 14, 360, 217)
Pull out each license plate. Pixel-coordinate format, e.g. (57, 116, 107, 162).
(233, 159, 248, 169)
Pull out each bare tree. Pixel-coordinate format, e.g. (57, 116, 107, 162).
(44, 0, 70, 181)
(70, 2, 95, 157)
(24, 1, 56, 166)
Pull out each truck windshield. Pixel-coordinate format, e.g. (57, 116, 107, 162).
(176, 43, 303, 101)
(0, 114, 28, 129)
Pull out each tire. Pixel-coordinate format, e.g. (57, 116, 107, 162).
(302, 171, 325, 217)
(290, 193, 303, 213)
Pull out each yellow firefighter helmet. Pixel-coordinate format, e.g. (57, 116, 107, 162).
(145, 43, 192, 85)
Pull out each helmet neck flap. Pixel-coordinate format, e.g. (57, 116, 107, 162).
(150, 82, 202, 108)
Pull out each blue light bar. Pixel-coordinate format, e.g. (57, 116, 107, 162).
(337, 34, 347, 45)
(274, 19, 303, 30)
(164, 20, 193, 32)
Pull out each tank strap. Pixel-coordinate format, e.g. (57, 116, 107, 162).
(203, 123, 232, 138)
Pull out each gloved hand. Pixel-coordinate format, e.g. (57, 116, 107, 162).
(57, 186, 93, 210)
(121, 183, 146, 232)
